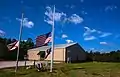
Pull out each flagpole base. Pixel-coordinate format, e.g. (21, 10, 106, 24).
(50, 70, 52, 72)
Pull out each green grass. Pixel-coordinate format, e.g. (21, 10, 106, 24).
(1, 62, 120, 77)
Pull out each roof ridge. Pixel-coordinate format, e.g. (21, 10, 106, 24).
(28, 42, 78, 51)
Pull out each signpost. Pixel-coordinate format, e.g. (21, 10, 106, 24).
(24, 55, 27, 68)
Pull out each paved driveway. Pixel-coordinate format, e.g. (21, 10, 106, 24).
(0, 61, 61, 69)
(0, 61, 46, 69)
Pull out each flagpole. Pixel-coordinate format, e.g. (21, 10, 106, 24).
(15, 12, 24, 72)
(50, 5, 55, 72)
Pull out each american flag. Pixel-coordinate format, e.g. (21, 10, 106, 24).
(36, 32, 51, 47)
(7, 41, 19, 51)
(44, 48, 51, 59)
(44, 32, 52, 44)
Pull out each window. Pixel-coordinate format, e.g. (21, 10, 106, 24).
(39, 51, 45, 59)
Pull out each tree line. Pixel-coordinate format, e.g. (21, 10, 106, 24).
(86, 50, 120, 62)
(0, 37, 34, 60)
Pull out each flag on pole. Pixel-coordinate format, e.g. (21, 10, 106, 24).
(10, 41, 19, 51)
(7, 41, 19, 51)
(44, 32, 52, 44)
(36, 32, 51, 47)
(44, 48, 51, 59)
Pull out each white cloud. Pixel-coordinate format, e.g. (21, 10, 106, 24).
(81, 11, 88, 15)
(99, 33, 112, 37)
(21, 40, 27, 42)
(88, 48, 98, 52)
(54, 12, 66, 21)
(44, 6, 66, 25)
(100, 49, 104, 52)
(83, 27, 97, 36)
(83, 27, 97, 41)
(80, 0, 84, 3)
(16, 18, 34, 28)
(24, 40, 27, 42)
(68, 14, 83, 24)
(105, 5, 117, 12)
(66, 39, 73, 43)
(84, 36, 96, 41)
(0, 30, 5, 36)
(45, 6, 53, 20)
(90, 48, 95, 51)
(83, 26, 112, 39)
(44, 19, 53, 25)
(62, 34, 68, 38)
(100, 42, 108, 45)
(97, 31, 102, 34)
(44, 6, 83, 25)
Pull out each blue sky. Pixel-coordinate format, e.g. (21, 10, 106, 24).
(0, 0, 120, 52)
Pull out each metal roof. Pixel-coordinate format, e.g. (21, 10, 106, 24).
(28, 42, 77, 51)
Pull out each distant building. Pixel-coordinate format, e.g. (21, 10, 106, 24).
(27, 43, 87, 63)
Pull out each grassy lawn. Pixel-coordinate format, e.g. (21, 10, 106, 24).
(1, 62, 120, 77)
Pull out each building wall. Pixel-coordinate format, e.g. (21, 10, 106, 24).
(66, 44, 86, 62)
(27, 50, 40, 60)
(45, 48, 66, 61)
(27, 43, 86, 62)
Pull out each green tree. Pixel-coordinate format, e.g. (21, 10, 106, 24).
(0, 38, 8, 60)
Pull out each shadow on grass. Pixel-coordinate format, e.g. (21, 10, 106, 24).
(56, 66, 85, 75)
(91, 72, 104, 76)
(71, 67, 85, 70)
(16, 72, 30, 75)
